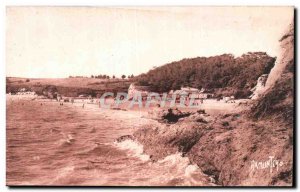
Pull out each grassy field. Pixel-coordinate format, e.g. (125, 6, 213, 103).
(6, 77, 133, 97)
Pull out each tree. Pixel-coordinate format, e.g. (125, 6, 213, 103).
(112, 75, 115, 79)
(134, 53, 275, 97)
(91, 75, 94, 78)
(121, 75, 126, 79)
(130, 74, 134, 78)
(106, 75, 110, 79)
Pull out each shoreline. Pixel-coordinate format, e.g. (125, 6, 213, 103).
(6, 97, 214, 186)
(6, 95, 293, 186)
(6, 94, 249, 115)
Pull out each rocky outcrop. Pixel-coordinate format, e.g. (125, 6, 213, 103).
(123, 110, 293, 186)
(117, 21, 294, 187)
(147, 107, 191, 123)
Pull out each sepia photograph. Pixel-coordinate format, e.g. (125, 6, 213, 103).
(6, 6, 295, 187)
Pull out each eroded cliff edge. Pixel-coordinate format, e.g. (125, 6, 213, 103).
(117, 22, 294, 186)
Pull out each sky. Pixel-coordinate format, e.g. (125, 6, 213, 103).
(6, 6, 294, 78)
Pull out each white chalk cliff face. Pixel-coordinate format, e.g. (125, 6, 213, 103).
(250, 21, 294, 100)
(265, 22, 294, 90)
(128, 83, 138, 99)
(128, 83, 150, 99)
(250, 74, 268, 99)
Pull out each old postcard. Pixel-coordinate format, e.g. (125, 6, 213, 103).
(6, 6, 294, 186)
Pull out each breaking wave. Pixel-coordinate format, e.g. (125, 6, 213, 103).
(115, 139, 215, 186)
(114, 139, 150, 162)
(155, 153, 215, 186)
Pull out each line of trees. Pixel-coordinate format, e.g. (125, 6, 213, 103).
(90, 74, 135, 79)
(136, 52, 276, 98)
(69, 74, 135, 79)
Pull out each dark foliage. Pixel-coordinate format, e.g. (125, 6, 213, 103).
(136, 52, 276, 98)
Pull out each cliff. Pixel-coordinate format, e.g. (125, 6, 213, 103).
(117, 22, 294, 186)
(251, 22, 294, 124)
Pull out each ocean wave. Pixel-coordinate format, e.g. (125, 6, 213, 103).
(114, 139, 150, 162)
(155, 153, 215, 186)
(51, 165, 75, 184)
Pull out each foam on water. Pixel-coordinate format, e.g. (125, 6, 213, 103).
(158, 152, 187, 164)
(155, 153, 212, 185)
(51, 165, 75, 184)
(185, 164, 199, 177)
(114, 139, 150, 162)
(115, 141, 215, 186)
